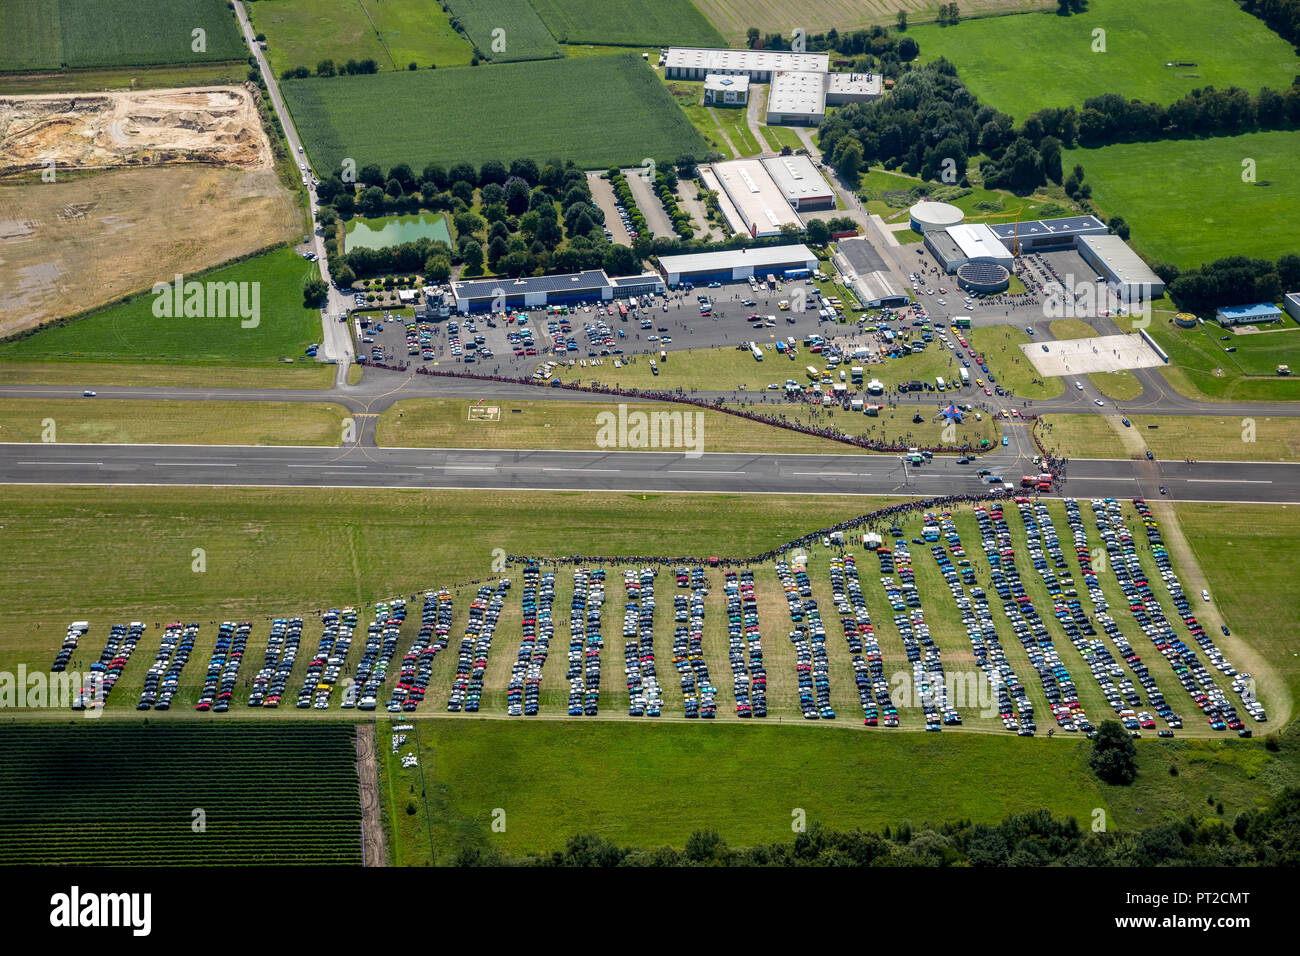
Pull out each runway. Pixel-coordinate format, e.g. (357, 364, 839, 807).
(3, 442, 1297, 503)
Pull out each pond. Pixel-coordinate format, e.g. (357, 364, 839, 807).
(344, 213, 451, 252)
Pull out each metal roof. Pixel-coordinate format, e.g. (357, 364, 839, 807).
(453, 270, 609, 299)
(657, 244, 817, 275)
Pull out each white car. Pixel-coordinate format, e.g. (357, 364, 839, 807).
(1201, 589, 1210, 602)
(1094, 399, 1105, 406)
(1075, 381, 1084, 390)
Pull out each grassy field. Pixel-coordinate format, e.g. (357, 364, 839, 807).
(860, 168, 1071, 228)
(0, 725, 360, 865)
(909, 0, 1300, 118)
(1079, 131, 1300, 270)
(283, 54, 709, 171)
(444, 0, 561, 61)
(0, 61, 252, 94)
(247, 0, 473, 75)
(694, 0, 1055, 43)
(967, 325, 1066, 399)
(0, 399, 348, 446)
(0, 0, 246, 71)
(1145, 314, 1300, 402)
(1041, 413, 1300, 462)
(0, 361, 333, 389)
(530, 0, 724, 46)
(720, 401, 1000, 449)
(0, 247, 323, 366)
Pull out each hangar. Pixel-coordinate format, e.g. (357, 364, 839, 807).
(1077, 234, 1166, 299)
(765, 70, 826, 124)
(1286, 292, 1300, 322)
(835, 237, 908, 307)
(451, 270, 611, 313)
(989, 215, 1107, 253)
(926, 223, 1013, 273)
(1216, 302, 1284, 326)
(656, 244, 818, 286)
(761, 155, 834, 210)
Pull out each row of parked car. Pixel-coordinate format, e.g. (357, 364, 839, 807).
(51, 621, 89, 673)
(195, 621, 249, 713)
(297, 608, 357, 710)
(776, 560, 835, 720)
(248, 617, 303, 708)
(723, 569, 765, 718)
(448, 583, 508, 713)
(508, 566, 552, 716)
(883, 539, 958, 729)
(343, 600, 406, 710)
(80, 622, 146, 709)
(672, 567, 716, 719)
(137, 622, 197, 711)
(623, 568, 663, 717)
(832, 555, 896, 727)
(387, 590, 453, 712)
(567, 569, 605, 716)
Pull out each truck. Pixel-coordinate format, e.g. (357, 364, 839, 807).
(806, 365, 820, 381)
(959, 368, 970, 385)
(850, 365, 864, 384)
(953, 317, 971, 329)
(935, 376, 945, 391)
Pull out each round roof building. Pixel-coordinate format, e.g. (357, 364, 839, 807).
(909, 201, 964, 233)
(956, 261, 1010, 294)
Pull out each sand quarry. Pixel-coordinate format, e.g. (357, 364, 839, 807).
(0, 86, 299, 339)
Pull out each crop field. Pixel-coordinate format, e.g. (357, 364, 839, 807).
(1080, 131, 1300, 271)
(443, 0, 562, 62)
(909, 0, 1300, 119)
(282, 54, 709, 171)
(247, 0, 474, 76)
(0, 725, 360, 865)
(529, 0, 724, 47)
(0, 399, 349, 445)
(0, 0, 247, 72)
(695, 0, 1053, 43)
(0, 247, 323, 366)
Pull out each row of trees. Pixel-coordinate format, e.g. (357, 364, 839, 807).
(449, 784, 1300, 867)
(1160, 253, 1300, 316)
(280, 58, 378, 82)
(744, 23, 920, 64)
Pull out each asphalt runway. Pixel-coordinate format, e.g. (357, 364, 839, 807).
(3, 442, 1297, 503)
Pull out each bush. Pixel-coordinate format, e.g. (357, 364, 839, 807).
(1089, 720, 1138, 785)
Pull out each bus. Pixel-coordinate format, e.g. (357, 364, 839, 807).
(750, 342, 764, 361)
(953, 317, 971, 329)
(617, 302, 628, 321)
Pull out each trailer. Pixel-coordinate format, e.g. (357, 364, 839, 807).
(750, 342, 764, 361)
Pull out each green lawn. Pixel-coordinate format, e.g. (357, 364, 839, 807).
(1079, 131, 1300, 269)
(1042, 413, 1300, 462)
(0, 247, 324, 366)
(909, 0, 1300, 118)
(0, 361, 333, 389)
(968, 325, 1066, 399)
(443, 0, 561, 62)
(529, 0, 724, 46)
(283, 54, 709, 171)
(248, 0, 473, 75)
(1145, 313, 1300, 402)
(0, 399, 348, 445)
(0, 0, 246, 71)
(664, 79, 751, 159)
(859, 168, 1071, 228)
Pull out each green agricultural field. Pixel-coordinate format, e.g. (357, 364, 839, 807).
(443, 0, 561, 61)
(363, 0, 474, 69)
(1080, 131, 1300, 269)
(1144, 313, 1300, 402)
(283, 54, 709, 171)
(1042, 413, 1300, 462)
(0, 725, 360, 865)
(0, 0, 247, 71)
(967, 325, 1065, 399)
(0, 247, 323, 367)
(529, 0, 724, 47)
(0, 399, 348, 446)
(909, 0, 1300, 118)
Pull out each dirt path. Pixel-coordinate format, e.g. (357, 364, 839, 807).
(355, 724, 387, 867)
(1147, 500, 1292, 729)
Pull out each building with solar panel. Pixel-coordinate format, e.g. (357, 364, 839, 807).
(450, 270, 612, 313)
(988, 215, 1107, 254)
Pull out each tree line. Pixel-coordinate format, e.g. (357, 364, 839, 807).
(1156, 253, 1300, 316)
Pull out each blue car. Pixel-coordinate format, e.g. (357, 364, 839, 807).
(1002, 436, 1009, 446)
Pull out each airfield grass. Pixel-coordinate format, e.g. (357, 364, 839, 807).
(0, 399, 348, 446)
(379, 398, 870, 454)
(0, 361, 333, 389)
(247, 0, 474, 76)
(1080, 131, 1300, 270)
(662, 79, 754, 159)
(282, 54, 709, 171)
(720, 401, 1001, 450)
(1145, 315, 1300, 403)
(0, 247, 323, 366)
(908, 0, 1300, 119)
(529, 0, 724, 47)
(760, 123, 805, 153)
(0, 0, 246, 71)
(967, 325, 1065, 399)
(443, 0, 561, 62)
(1041, 413, 1300, 462)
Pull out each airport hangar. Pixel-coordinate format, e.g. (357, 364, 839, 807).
(1077, 234, 1166, 299)
(449, 270, 663, 313)
(924, 223, 1015, 273)
(656, 244, 819, 287)
(835, 237, 909, 308)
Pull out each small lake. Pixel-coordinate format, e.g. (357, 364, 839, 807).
(344, 213, 451, 252)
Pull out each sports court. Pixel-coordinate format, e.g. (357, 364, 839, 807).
(1022, 333, 1163, 377)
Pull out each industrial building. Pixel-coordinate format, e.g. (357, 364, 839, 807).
(656, 244, 818, 286)
(989, 215, 1106, 253)
(1216, 302, 1284, 326)
(926, 223, 1013, 273)
(610, 272, 666, 298)
(825, 72, 883, 105)
(1077, 234, 1166, 299)
(835, 237, 908, 307)
(710, 158, 804, 237)
(909, 201, 963, 233)
(766, 70, 826, 124)
(450, 270, 612, 313)
(661, 47, 828, 82)
(703, 73, 749, 106)
(760, 155, 834, 210)
(1284, 292, 1300, 322)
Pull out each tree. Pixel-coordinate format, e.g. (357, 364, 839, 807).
(316, 59, 335, 77)
(1090, 720, 1138, 785)
(805, 218, 831, 245)
(424, 255, 451, 283)
(505, 177, 531, 215)
(897, 36, 919, 61)
(896, 10, 908, 30)
(746, 27, 760, 48)
(359, 185, 385, 216)
(602, 244, 639, 276)
(359, 164, 384, 187)
(1108, 216, 1130, 241)
(333, 264, 355, 288)
(459, 238, 483, 272)
(1039, 135, 1063, 184)
(302, 275, 327, 308)
(479, 159, 508, 185)
(831, 137, 864, 183)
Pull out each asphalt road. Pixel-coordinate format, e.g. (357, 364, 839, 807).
(3, 442, 1297, 502)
